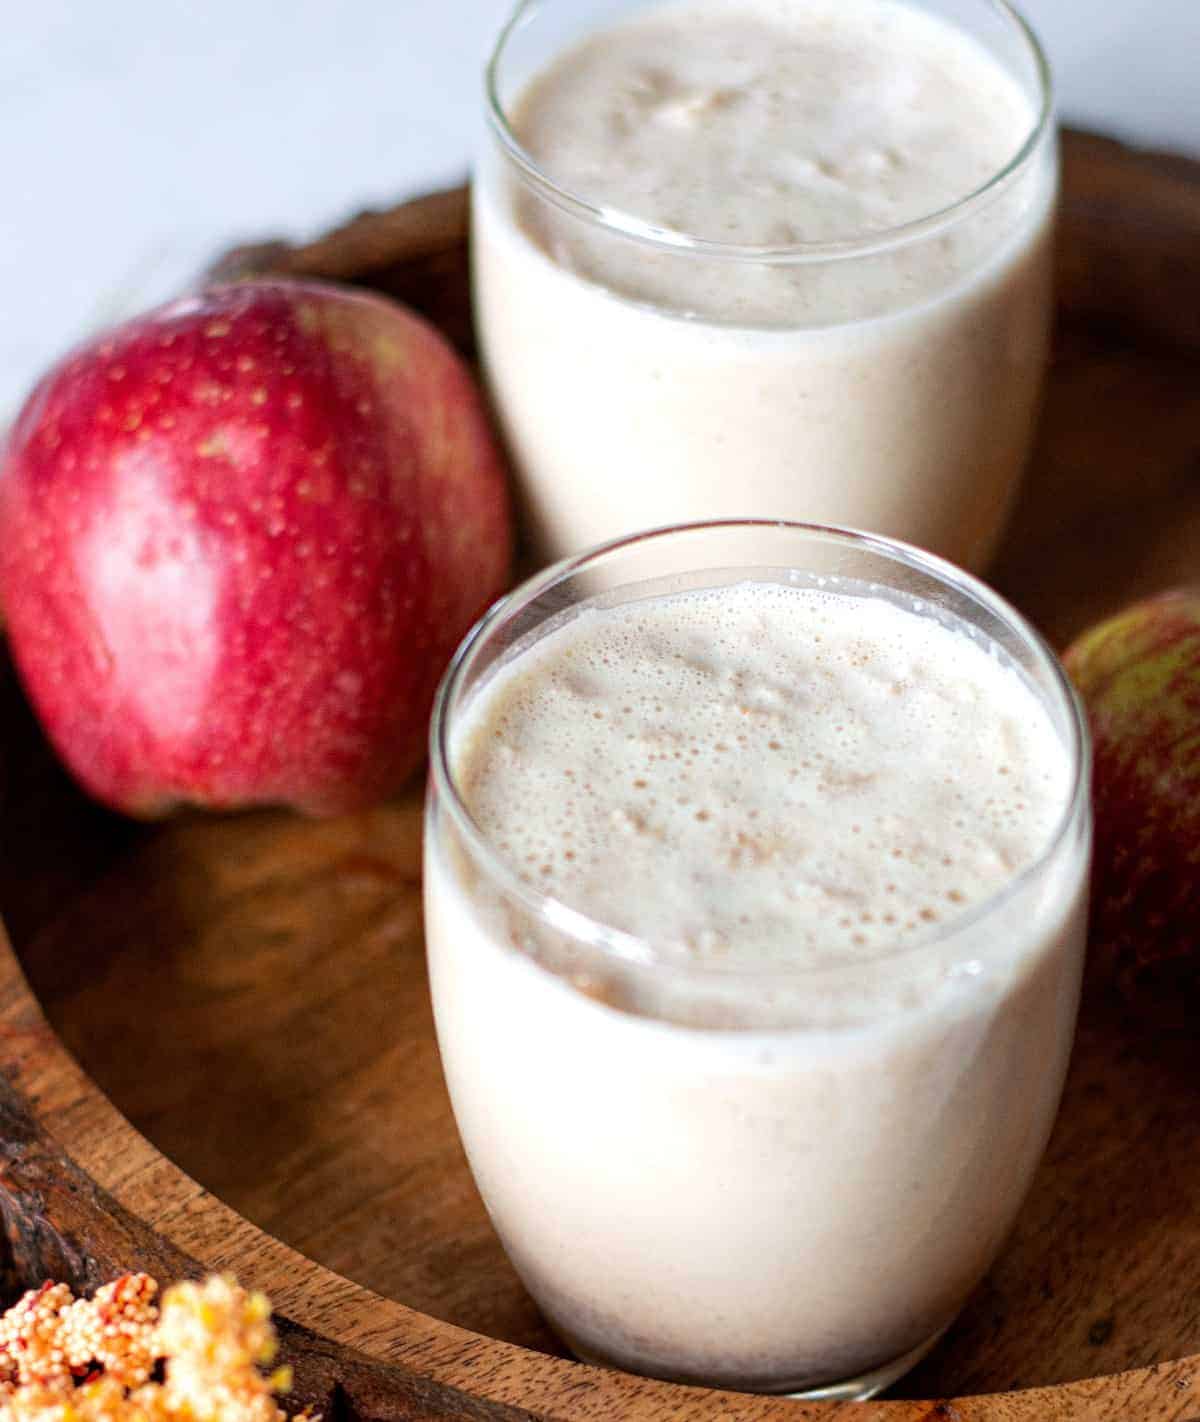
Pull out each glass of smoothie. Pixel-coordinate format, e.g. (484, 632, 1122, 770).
(473, 0, 1057, 572)
(424, 519, 1091, 1400)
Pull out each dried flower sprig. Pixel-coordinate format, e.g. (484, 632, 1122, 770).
(0, 1274, 315, 1422)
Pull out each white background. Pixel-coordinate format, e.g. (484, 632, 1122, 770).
(4, 1, 1198, 422)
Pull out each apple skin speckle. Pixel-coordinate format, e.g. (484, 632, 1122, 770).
(1064, 587, 1200, 1031)
(0, 278, 513, 818)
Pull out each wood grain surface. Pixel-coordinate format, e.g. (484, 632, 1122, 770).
(2, 129, 1200, 1421)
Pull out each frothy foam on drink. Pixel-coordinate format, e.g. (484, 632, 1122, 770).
(507, 0, 1038, 322)
(514, 0, 1032, 243)
(454, 582, 1068, 970)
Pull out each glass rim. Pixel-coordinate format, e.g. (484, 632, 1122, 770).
(482, 0, 1056, 265)
(428, 519, 1090, 986)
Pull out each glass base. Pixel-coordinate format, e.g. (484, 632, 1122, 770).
(779, 1327, 949, 1401)
(561, 1323, 949, 1400)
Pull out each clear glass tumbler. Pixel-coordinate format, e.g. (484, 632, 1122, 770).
(473, 0, 1057, 571)
(423, 520, 1091, 1400)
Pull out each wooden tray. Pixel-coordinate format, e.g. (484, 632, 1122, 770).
(2, 128, 1200, 1421)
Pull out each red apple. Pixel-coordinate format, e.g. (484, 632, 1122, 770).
(0, 279, 512, 817)
(1063, 588, 1200, 1031)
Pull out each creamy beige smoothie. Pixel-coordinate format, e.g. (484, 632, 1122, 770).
(424, 531, 1090, 1396)
(475, 0, 1056, 568)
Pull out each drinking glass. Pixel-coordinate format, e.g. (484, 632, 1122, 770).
(424, 519, 1091, 1398)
